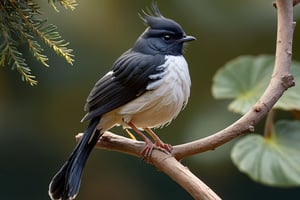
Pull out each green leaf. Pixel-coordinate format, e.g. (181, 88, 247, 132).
(231, 120, 300, 187)
(212, 55, 300, 114)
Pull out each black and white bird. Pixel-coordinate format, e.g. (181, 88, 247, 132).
(49, 4, 195, 200)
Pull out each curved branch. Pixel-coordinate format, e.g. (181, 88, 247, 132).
(173, 0, 295, 160)
(77, 132, 221, 200)
(76, 0, 295, 199)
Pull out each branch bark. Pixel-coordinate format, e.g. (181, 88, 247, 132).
(76, 1, 295, 199)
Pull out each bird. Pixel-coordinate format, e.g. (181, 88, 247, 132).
(48, 4, 195, 200)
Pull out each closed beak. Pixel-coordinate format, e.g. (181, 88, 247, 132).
(179, 35, 196, 43)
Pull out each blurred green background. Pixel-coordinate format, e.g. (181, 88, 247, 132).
(1, 0, 300, 199)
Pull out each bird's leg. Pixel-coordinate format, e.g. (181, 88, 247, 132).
(144, 128, 172, 153)
(127, 122, 155, 158)
(125, 128, 137, 140)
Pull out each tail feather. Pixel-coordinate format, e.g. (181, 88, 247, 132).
(49, 116, 102, 200)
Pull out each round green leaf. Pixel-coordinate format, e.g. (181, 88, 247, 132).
(231, 120, 300, 187)
(212, 55, 300, 114)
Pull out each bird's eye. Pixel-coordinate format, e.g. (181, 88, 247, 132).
(163, 34, 172, 41)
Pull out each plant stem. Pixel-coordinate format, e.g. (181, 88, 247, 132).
(264, 109, 275, 139)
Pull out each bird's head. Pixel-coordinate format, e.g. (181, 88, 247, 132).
(132, 4, 195, 56)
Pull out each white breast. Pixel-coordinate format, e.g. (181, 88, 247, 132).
(112, 55, 191, 129)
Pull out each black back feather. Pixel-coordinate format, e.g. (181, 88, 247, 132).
(81, 50, 165, 122)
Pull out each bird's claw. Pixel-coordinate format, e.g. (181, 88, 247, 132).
(141, 140, 172, 161)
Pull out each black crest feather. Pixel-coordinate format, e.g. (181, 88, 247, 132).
(139, 2, 163, 24)
(139, 3, 184, 34)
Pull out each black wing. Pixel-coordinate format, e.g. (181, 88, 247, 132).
(81, 49, 166, 122)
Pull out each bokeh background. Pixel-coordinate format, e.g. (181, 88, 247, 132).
(1, 0, 300, 199)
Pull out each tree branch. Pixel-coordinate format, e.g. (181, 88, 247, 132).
(76, 0, 295, 199)
(77, 132, 221, 200)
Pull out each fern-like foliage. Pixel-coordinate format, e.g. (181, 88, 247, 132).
(0, 0, 76, 86)
(49, 0, 78, 11)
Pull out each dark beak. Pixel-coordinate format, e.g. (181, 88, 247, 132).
(180, 35, 196, 43)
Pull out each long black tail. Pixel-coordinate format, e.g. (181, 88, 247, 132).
(49, 116, 102, 200)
